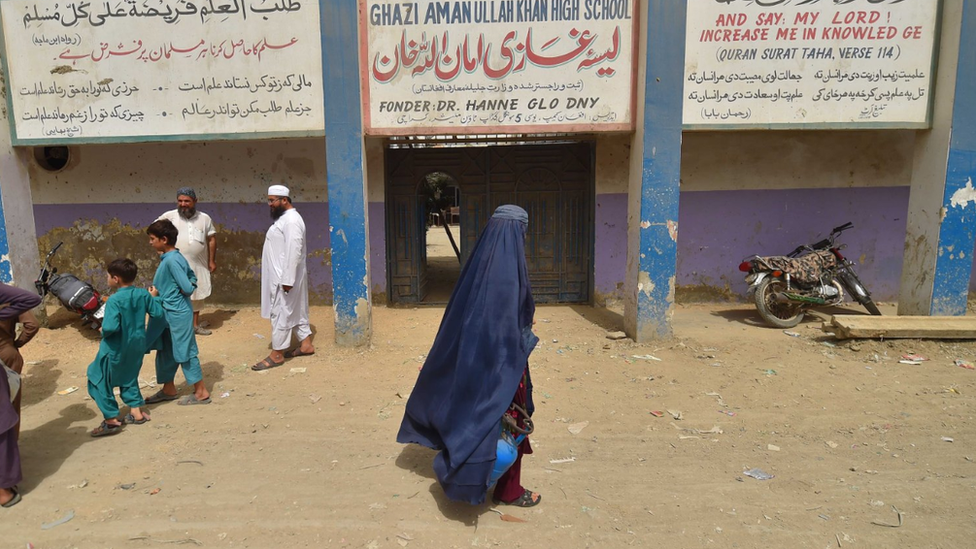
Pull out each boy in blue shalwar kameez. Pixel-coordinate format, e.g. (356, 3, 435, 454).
(144, 219, 212, 406)
(87, 259, 164, 437)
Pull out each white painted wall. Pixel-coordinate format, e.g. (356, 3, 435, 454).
(28, 139, 328, 205)
(596, 130, 916, 195)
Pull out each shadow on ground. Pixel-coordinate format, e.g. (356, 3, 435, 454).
(201, 308, 238, 331)
(21, 359, 62, 407)
(43, 307, 101, 342)
(567, 305, 623, 332)
(19, 403, 98, 492)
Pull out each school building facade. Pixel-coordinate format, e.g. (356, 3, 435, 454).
(0, 0, 974, 344)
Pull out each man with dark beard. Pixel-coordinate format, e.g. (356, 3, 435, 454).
(157, 187, 217, 335)
(252, 185, 314, 371)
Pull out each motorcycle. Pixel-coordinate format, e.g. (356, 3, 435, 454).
(738, 222, 881, 328)
(35, 242, 106, 329)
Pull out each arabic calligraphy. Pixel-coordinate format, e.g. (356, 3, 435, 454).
(22, 104, 145, 125)
(411, 79, 584, 95)
(177, 73, 312, 94)
(21, 0, 302, 28)
(19, 79, 139, 99)
(32, 33, 83, 46)
(181, 99, 313, 120)
(814, 68, 927, 84)
(371, 26, 621, 83)
(55, 36, 298, 63)
(701, 108, 751, 121)
(688, 70, 802, 86)
(390, 108, 616, 127)
(812, 87, 926, 103)
(688, 88, 804, 104)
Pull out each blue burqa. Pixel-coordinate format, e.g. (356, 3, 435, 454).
(397, 205, 539, 505)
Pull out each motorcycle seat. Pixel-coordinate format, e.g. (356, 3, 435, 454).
(756, 250, 837, 286)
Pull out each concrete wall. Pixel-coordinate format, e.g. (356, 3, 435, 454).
(594, 130, 918, 304)
(27, 127, 925, 307)
(29, 139, 333, 304)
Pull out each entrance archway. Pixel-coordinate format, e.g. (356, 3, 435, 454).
(385, 142, 594, 304)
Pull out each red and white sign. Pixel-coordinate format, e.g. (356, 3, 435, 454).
(360, 0, 637, 135)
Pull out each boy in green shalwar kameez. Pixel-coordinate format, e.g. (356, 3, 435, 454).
(143, 219, 211, 406)
(87, 259, 164, 437)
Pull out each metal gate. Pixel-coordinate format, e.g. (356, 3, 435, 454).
(386, 142, 593, 304)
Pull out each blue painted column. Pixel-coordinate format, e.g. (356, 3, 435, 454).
(899, 0, 975, 316)
(623, 0, 686, 341)
(0, 191, 11, 283)
(930, 0, 976, 315)
(321, 0, 372, 346)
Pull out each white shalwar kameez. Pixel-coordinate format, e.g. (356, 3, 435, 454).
(261, 208, 311, 351)
(158, 209, 216, 307)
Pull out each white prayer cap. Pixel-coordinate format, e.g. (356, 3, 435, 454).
(268, 184, 290, 197)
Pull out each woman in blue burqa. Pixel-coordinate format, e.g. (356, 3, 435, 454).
(397, 204, 541, 507)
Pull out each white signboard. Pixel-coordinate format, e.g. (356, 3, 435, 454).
(684, 0, 939, 128)
(0, 0, 325, 144)
(360, 0, 636, 135)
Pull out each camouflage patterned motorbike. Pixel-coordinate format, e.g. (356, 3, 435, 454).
(738, 222, 881, 328)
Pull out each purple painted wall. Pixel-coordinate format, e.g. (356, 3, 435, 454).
(33, 202, 334, 302)
(595, 187, 913, 302)
(35, 188, 966, 305)
(368, 201, 387, 296)
(34, 201, 392, 302)
(594, 193, 629, 299)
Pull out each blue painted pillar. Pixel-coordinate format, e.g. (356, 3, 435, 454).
(321, 0, 372, 346)
(899, 0, 975, 316)
(931, 0, 976, 315)
(0, 192, 11, 283)
(623, 0, 686, 341)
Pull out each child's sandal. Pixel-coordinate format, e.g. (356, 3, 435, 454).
(90, 420, 124, 437)
(123, 413, 150, 425)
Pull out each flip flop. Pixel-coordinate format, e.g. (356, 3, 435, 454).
(251, 355, 284, 371)
(284, 348, 315, 359)
(178, 394, 211, 406)
(1, 487, 21, 508)
(91, 420, 124, 437)
(492, 490, 541, 507)
(144, 389, 179, 404)
(123, 413, 150, 425)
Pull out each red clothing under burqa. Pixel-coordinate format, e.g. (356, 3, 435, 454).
(493, 370, 533, 503)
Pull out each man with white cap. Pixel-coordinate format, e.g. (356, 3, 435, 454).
(252, 184, 314, 371)
(157, 187, 217, 335)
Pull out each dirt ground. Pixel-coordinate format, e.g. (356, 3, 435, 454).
(4, 299, 976, 549)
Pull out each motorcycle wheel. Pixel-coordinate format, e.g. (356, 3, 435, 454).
(837, 269, 882, 316)
(754, 278, 805, 328)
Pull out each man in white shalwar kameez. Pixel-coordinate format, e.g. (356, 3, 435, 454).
(252, 185, 315, 371)
(157, 187, 217, 335)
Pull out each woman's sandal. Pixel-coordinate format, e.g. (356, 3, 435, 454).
(1, 487, 21, 508)
(90, 420, 124, 437)
(493, 490, 541, 507)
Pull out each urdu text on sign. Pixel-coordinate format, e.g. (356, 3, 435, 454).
(360, 0, 637, 135)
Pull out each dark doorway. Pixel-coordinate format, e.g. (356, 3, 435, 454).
(421, 173, 462, 303)
(386, 142, 593, 304)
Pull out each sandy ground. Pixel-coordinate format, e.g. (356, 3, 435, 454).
(4, 300, 976, 549)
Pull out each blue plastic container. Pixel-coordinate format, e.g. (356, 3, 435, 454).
(489, 429, 525, 487)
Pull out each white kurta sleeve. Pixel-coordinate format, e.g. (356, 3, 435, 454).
(280, 214, 305, 287)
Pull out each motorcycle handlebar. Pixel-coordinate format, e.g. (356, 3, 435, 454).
(47, 241, 63, 259)
(832, 222, 853, 234)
